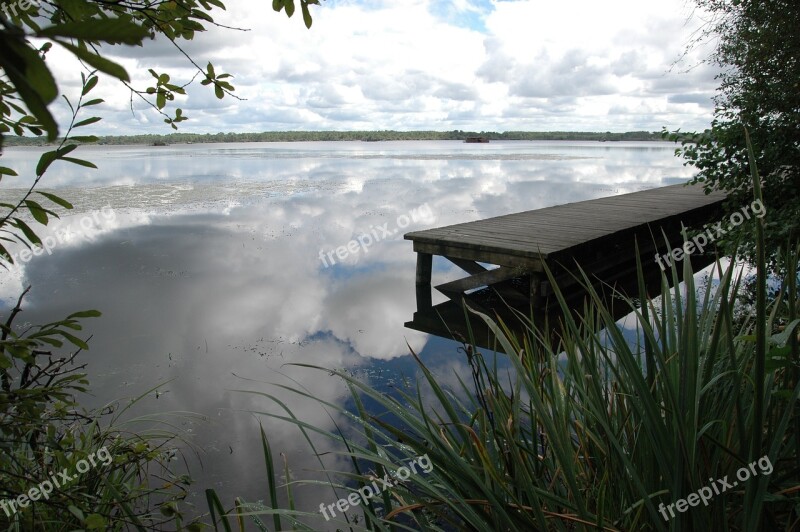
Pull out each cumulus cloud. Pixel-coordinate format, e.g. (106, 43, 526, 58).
(46, 0, 718, 135)
(668, 93, 714, 106)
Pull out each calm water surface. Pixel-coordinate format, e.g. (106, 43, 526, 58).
(0, 140, 695, 524)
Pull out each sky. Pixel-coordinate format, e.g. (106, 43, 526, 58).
(48, 0, 720, 135)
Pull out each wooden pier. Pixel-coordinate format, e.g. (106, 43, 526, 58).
(404, 183, 727, 349)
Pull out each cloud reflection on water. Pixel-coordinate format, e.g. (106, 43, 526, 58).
(3, 140, 695, 521)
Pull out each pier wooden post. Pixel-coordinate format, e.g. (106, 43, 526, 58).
(415, 252, 432, 311)
(529, 273, 540, 302)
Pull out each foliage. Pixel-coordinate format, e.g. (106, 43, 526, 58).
(1, 71, 98, 267)
(217, 262, 800, 530)
(1, 71, 209, 529)
(666, 0, 800, 270)
(0, 288, 205, 530)
(1, 0, 320, 263)
(0, 0, 320, 145)
(206, 155, 799, 530)
(1, 0, 319, 529)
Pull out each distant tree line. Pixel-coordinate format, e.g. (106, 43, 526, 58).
(5, 130, 663, 146)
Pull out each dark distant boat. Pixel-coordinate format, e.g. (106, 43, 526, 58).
(465, 136, 489, 143)
(152, 141, 168, 146)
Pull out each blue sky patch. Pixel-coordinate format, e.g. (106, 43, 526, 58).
(428, 0, 494, 32)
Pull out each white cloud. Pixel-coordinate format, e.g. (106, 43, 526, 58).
(46, 0, 718, 135)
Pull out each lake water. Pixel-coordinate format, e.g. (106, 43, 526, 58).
(0, 140, 695, 524)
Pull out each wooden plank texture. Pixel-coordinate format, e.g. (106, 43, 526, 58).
(405, 183, 726, 266)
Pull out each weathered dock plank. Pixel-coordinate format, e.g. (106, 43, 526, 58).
(405, 183, 727, 349)
(407, 184, 725, 265)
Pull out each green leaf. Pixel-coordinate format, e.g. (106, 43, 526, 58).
(0, 245, 12, 265)
(82, 98, 104, 107)
(67, 310, 102, 319)
(769, 318, 800, 347)
(301, 1, 313, 28)
(36, 151, 58, 177)
(206, 62, 215, 79)
(205, 489, 233, 532)
(62, 94, 75, 114)
(73, 116, 102, 128)
(36, 337, 63, 348)
(284, 0, 295, 17)
(0, 33, 60, 140)
(13, 218, 42, 245)
(38, 18, 149, 45)
(11, 44, 58, 104)
(70, 135, 100, 143)
(55, 40, 130, 82)
(84, 513, 106, 529)
(0, 167, 18, 177)
(766, 350, 792, 371)
(82, 75, 99, 95)
(24, 200, 49, 224)
(58, 331, 89, 350)
(61, 157, 98, 169)
(6, 100, 27, 114)
(156, 91, 166, 109)
(193, 10, 215, 23)
(68, 505, 85, 522)
(36, 191, 74, 210)
(36, 144, 77, 176)
(214, 84, 224, 99)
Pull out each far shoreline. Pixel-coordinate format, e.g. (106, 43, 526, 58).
(4, 129, 670, 147)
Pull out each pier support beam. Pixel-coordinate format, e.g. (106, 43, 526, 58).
(530, 273, 546, 307)
(415, 252, 432, 311)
